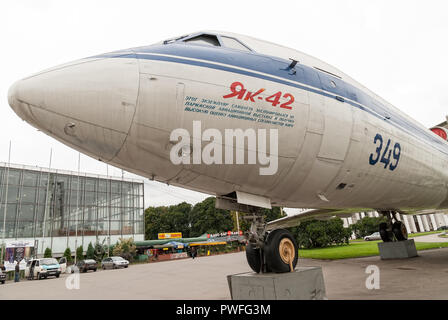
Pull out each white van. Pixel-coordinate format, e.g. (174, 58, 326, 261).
(25, 258, 62, 280)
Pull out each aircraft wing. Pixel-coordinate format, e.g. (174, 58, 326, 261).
(266, 208, 370, 231)
(266, 207, 448, 231)
(398, 208, 448, 215)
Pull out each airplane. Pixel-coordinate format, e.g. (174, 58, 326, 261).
(8, 30, 448, 274)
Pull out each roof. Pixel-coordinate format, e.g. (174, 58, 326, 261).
(0, 161, 144, 184)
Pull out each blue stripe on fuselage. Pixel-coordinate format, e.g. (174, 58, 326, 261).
(96, 43, 448, 155)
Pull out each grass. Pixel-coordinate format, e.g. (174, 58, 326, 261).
(408, 231, 440, 238)
(298, 240, 448, 260)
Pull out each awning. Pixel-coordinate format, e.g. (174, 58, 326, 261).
(189, 241, 227, 246)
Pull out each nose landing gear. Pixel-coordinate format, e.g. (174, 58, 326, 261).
(244, 212, 298, 273)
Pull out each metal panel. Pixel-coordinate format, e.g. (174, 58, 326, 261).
(317, 98, 353, 161)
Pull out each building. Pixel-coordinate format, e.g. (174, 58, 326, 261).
(0, 162, 145, 257)
(343, 210, 448, 235)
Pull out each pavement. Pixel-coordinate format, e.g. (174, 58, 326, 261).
(412, 232, 448, 243)
(1, 246, 448, 300)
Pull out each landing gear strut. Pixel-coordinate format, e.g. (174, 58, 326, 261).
(378, 210, 408, 242)
(244, 211, 298, 273)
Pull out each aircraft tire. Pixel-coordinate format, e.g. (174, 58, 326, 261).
(392, 221, 408, 241)
(245, 243, 261, 273)
(379, 222, 393, 242)
(264, 229, 298, 273)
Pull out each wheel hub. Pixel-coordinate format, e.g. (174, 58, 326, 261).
(279, 238, 295, 271)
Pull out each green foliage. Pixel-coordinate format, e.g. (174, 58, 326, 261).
(63, 248, 73, 264)
(94, 238, 108, 262)
(290, 218, 351, 249)
(145, 202, 192, 239)
(86, 242, 95, 259)
(112, 238, 136, 262)
(76, 245, 84, 262)
(144, 198, 288, 239)
(350, 216, 387, 238)
(189, 197, 233, 236)
(43, 247, 52, 258)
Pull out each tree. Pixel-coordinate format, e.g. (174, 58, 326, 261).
(44, 247, 52, 258)
(189, 197, 233, 236)
(113, 238, 136, 262)
(94, 238, 108, 262)
(290, 218, 351, 249)
(351, 216, 387, 238)
(76, 245, 84, 262)
(63, 248, 73, 264)
(145, 202, 192, 239)
(86, 242, 95, 260)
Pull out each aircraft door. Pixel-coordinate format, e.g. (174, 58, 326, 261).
(288, 72, 354, 205)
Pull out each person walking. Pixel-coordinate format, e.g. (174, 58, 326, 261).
(14, 260, 20, 282)
(191, 246, 197, 259)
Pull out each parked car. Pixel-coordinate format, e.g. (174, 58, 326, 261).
(25, 258, 61, 280)
(76, 259, 98, 273)
(364, 232, 382, 241)
(0, 266, 6, 284)
(59, 257, 67, 273)
(101, 256, 129, 269)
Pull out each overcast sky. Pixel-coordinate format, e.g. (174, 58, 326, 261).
(1, 0, 448, 213)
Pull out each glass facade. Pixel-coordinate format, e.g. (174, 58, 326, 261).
(0, 163, 144, 240)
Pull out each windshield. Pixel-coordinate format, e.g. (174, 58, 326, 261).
(112, 257, 124, 261)
(163, 34, 190, 44)
(85, 259, 96, 263)
(41, 258, 58, 265)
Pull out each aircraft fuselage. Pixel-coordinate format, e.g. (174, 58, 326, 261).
(8, 31, 448, 211)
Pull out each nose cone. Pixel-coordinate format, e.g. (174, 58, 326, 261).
(8, 80, 30, 122)
(7, 53, 139, 161)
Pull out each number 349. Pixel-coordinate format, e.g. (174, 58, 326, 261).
(368, 133, 401, 171)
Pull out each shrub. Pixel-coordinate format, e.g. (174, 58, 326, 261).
(86, 242, 95, 260)
(44, 248, 52, 258)
(350, 216, 387, 238)
(94, 239, 108, 262)
(76, 245, 84, 262)
(112, 238, 136, 262)
(63, 248, 73, 264)
(290, 218, 351, 249)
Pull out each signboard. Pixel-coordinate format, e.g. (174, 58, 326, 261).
(4, 240, 35, 271)
(158, 232, 182, 239)
(208, 231, 243, 238)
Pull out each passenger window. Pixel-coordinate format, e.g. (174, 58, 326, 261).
(184, 34, 220, 47)
(220, 36, 251, 52)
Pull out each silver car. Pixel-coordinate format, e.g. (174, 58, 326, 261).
(364, 232, 382, 241)
(101, 256, 129, 269)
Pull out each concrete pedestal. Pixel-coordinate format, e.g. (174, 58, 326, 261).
(377, 239, 418, 259)
(227, 267, 326, 300)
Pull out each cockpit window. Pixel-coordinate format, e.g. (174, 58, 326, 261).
(163, 34, 190, 44)
(184, 34, 220, 47)
(220, 36, 251, 52)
